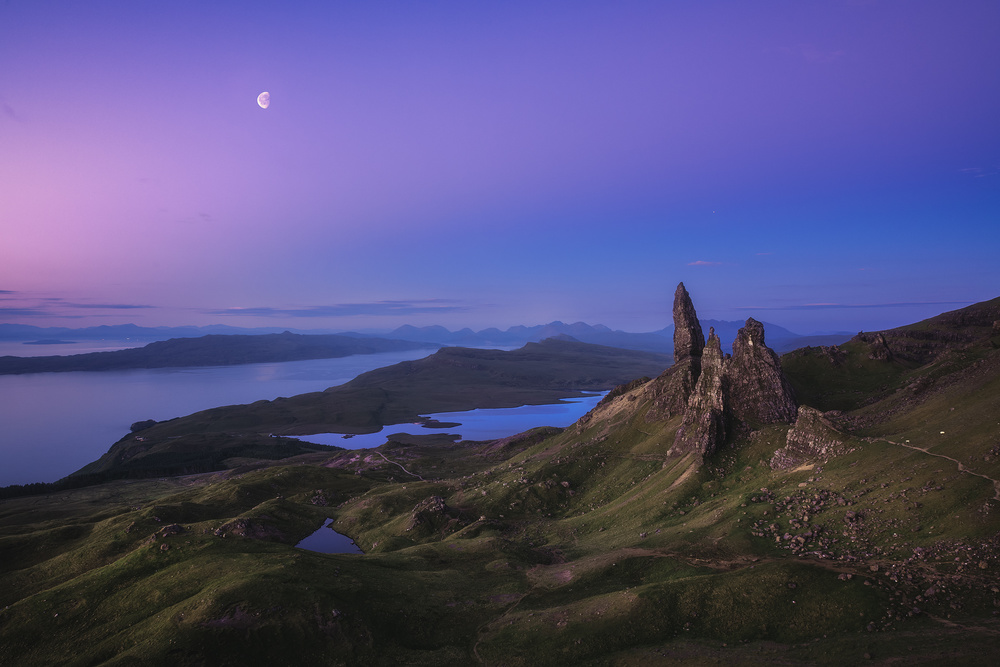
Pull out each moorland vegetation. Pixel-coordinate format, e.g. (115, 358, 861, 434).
(2, 284, 999, 665)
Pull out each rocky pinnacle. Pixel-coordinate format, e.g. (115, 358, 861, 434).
(727, 317, 798, 426)
(672, 282, 705, 365)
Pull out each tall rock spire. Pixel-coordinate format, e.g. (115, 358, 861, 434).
(672, 327, 727, 457)
(672, 282, 705, 365)
(647, 283, 706, 421)
(669, 316, 798, 459)
(726, 318, 798, 426)
(650, 284, 798, 457)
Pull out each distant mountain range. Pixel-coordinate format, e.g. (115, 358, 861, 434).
(0, 321, 852, 356)
(379, 320, 852, 355)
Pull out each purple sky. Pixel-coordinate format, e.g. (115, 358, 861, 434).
(2, 1, 998, 335)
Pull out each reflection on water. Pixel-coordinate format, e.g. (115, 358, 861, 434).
(292, 392, 606, 449)
(0, 339, 143, 357)
(0, 349, 436, 486)
(296, 518, 364, 554)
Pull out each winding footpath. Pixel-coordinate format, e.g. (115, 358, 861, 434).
(882, 438, 1000, 501)
(375, 451, 425, 481)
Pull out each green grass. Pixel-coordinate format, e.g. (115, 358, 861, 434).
(4, 306, 1000, 664)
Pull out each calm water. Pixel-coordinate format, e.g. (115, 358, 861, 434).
(296, 518, 364, 554)
(0, 349, 435, 486)
(0, 348, 603, 487)
(292, 394, 605, 449)
(0, 339, 144, 357)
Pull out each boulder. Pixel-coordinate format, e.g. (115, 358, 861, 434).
(771, 406, 849, 469)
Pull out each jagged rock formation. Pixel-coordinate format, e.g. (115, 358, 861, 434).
(647, 284, 704, 421)
(726, 317, 798, 427)
(770, 406, 849, 469)
(602, 283, 799, 459)
(658, 286, 798, 458)
(672, 328, 727, 455)
(858, 332, 893, 361)
(672, 282, 705, 364)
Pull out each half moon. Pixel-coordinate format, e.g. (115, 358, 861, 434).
(257, 91, 270, 109)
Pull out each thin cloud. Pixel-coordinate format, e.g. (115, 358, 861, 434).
(736, 301, 973, 312)
(206, 299, 470, 318)
(0, 298, 154, 319)
(960, 166, 998, 178)
(0, 306, 85, 319)
(688, 260, 722, 266)
(62, 303, 154, 310)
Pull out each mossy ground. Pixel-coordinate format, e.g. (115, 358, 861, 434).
(3, 311, 1000, 664)
(4, 386, 999, 665)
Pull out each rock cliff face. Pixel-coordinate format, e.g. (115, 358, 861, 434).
(770, 406, 849, 470)
(672, 282, 705, 365)
(646, 283, 704, 421)
(726, 318, 798, 428)
(672, 328, 727, 456)
(654, 286, 799, 459)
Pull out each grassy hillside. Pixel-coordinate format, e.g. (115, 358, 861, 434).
(72, 339, 670, 480)
(2, 301, 999, 664)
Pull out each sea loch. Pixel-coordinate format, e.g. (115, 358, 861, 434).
(0, 350, 603, 487)
(0, 350, 434, 486)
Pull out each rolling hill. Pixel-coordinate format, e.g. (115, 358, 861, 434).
(1, 287, 998, 665)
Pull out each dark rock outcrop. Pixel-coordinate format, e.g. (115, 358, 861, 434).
(158, 523, 185, 537)
(646, 360, 700, 422)
(130, 419, 157, 433)
(647, 284, 706, 421)
(622, 283, 800, 460)
(672, 328, 727, 457)
(214, 518, 286, 541)
(770, 406, 849, 469)
(726, 317, 798, 428)
(405, 495, 465, 535)
(672, 282, 705, 364)
(597, 377, 652, 408)
(665, 296, 798, 459)
(845, 296, 1000, 365)
(858, 332, 893, 361)
(406, 495, 448, 531)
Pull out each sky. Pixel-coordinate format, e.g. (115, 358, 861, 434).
(2, 0, 998, 335)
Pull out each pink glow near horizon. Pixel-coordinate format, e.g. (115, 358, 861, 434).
(1, 1, 998, 335)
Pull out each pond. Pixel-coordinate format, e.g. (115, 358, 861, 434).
(295, 518, 364, 554)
